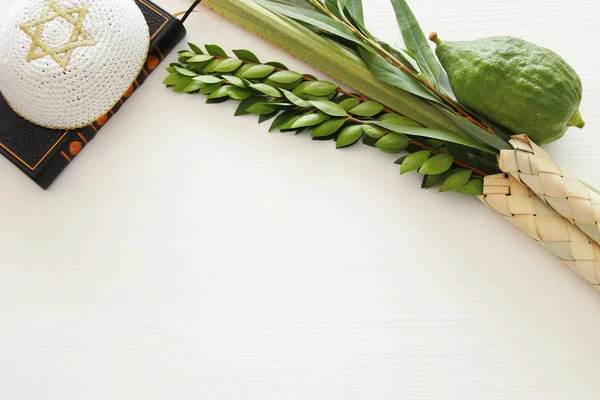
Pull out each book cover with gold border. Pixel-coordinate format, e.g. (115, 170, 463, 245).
(0, 0, 186, 189)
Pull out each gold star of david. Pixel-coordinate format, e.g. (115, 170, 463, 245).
(20, 0, 96, 69)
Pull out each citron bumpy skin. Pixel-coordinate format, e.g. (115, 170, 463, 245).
(431, 33, 584, 145)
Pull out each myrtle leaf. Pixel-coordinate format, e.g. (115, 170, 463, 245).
(336, 125, 363, 148)
(311, 118, 346, 137)
(249, 83, 282, 97)
(378, 113, 421, 127)
(362, 125, 386, 139)
(242, 64, 276, 79)
(235, 96, 262, 116)
(418, 153, 454, 175)
(207, 86, 230, 99)
(292, 81, 312, 99)
(215, 58, 244, 73)
(258, 110, 278, 123)
(205, 44, 227, 57)
(182, 80, 204, 93)
(188, 42, 204, 54)
(338, 97, 361, 111)
(269, 70, 303, 84)
(303, 81, 338, 96)
(440, 169, 472, 192)
(348, 101, 384, 117)
(375, 133, 410, 152)
(281, 89, 312, 108)
(309, 101, 348, 117)
(193, 75, 223, 84)
(162, 72, 183, 86)
(220, 75, 244, 88)
(246, 102, 277, 115)
(187, 54, 215, 63)
(456, 179, 484, 195)
(400, 150, 430, 174)
(270, 110, 297, 132)
(174, 66, 197, 77)
(292, 112, 329, 128)
(227, 86, 251, 100)
(233, 49, 260, 63)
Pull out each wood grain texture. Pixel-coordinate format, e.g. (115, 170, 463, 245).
(1, 0, 599, 399)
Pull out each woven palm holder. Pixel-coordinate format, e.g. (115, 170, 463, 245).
(497, 135, 600, 246)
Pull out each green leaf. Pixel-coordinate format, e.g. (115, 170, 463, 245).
(375, 133, 410, 152)
(311, 118, 346, 137)
(336, 125, 363, 148)
(362, 125, 386, 139)
(174, 66, 198, 77)
(246, 102, 278, 115)
(233, 49, 260, 63)
(182, 80, 204, 92)
(227, 86, 251, 100)
(372, 121, 496, 154)
(163, 72, 183, 86)
(309, 101, 348, 117)
(292, 112, 328, 128)
(358, 48, 439, 103)
(193, 75, 223, 84)
(348, 101, 384, 117)
(338, 97, 361, 111)
(215, 58, 244, 73)
(258, 111, 278, 123)
(173, 77, 193, 92)
(422, 173, 443, 189)
(303, 81, 338, 96)
(456, 179, 484, 196)
(203, 59, 223, 73)
(207, 86, 230, 99)
(400, 150, 430, 174)
(199, 83, 221, 95)
(235, 96, 262, 116)
(188, 42, 204, 54)
(252, 0, 369, 49)
(249, 83, 282, 97)
(281, 89, 312, 108)
(440, 169, 472, 192)
(418, 153, 454, 175)
(345, 0, 365, 26)
(220, 75, 245, 88)
(268, 70, 303, 84)
(388, 0, 441, 85)
(265, 61, 288, 70)
(378, 113, 421, 127)
(436, 107, 512, 151)
(205, 44, 227, 57)
(280, 115, 303, 131)
(242, 64, 276, 79)
(187, 54, 215, 63)
(291, 81, 311, 98)
(270, 110, 297, 132)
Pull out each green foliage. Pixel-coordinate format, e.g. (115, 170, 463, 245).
(164, 43, 489, 196)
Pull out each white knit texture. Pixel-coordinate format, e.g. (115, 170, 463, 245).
(0, 0, 149, 129)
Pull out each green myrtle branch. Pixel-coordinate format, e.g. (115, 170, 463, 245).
(164, 43, 496, 195)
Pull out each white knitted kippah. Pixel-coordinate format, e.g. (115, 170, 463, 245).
(0, 0, 149, 129)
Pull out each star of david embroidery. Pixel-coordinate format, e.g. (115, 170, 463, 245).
(20, 0, 96, 69)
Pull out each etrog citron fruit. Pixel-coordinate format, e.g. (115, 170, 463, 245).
(430, 34, 584, 144)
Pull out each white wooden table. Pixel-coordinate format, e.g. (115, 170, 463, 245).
(1, 0, 600, 398)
